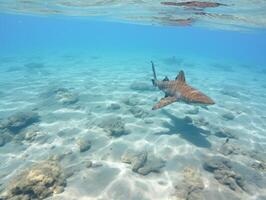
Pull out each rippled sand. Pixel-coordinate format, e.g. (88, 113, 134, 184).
(0, 53, 266, 199)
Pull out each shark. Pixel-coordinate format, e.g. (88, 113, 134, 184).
(151, 61, 215, 110)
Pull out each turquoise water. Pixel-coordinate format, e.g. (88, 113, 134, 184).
(1, 3, 266, 200)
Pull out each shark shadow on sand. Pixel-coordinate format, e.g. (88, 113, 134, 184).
(155, 110, 211, 148)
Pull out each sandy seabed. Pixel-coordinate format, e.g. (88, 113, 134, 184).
(0, 52, 266, 200)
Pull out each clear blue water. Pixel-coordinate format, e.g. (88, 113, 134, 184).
(1, 14, 266, 65)
(0, 9, 266, 200)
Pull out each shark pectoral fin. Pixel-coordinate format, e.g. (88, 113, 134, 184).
(152, 96, 177, 110)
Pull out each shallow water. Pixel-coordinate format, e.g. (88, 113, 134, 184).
(1, 3, 266, 200)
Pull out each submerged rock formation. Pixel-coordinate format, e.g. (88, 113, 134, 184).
(218, 140, 241, 156)
(76, 137, 91, 152)
(99, 117, 129, 137)
(1, 160, 66, 200)
(121, 149, 165, 175)
(175, 167, 204, 200)
(54, 88, 79, 105)
(129, 106, 151, 118)
(0, 111, 39, 134)
(203, 156, 248, 192)
(222, 112, 235, 121)
(122, 97, 143, 106)
(41, 87, 79, 106)
(0, 112, 40, 147)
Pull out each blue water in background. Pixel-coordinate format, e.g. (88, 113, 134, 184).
(1, 12, 266, 200)
(1, 13, 266, 66)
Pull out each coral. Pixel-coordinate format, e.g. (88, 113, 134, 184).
(2, 160, 66, 200)
(121, 149, 165, 175)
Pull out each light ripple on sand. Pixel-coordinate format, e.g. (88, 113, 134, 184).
(0, 54, 266, 200)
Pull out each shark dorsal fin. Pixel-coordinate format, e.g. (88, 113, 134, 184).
(163, 76, 169, 81)
(176, 70, 186, 83)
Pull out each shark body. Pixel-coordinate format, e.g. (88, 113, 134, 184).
(151, 61, 215, 110)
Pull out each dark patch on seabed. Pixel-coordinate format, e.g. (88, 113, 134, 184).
(155, 110, 211, 148)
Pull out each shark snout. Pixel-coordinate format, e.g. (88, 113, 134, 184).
(198, 95, 215, 105)
(205, 98, 215, 105)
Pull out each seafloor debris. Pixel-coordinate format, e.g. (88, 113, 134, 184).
(121, 149, 165, 175)
(99, 117, 129, 137)
(161, 1, 226, 8)
(175, 167, 204, 200)
(1, 160, 66, 200)
(203, 156, 248, 192)
(0, 111, 39, 134)
(130, 81, 155, 91)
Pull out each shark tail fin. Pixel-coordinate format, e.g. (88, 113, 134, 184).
(151, 79, 156, 86)
(176, 70, 186, 83)
(151, 61, 157, 86)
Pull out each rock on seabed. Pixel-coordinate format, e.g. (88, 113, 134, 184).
(121, 149, 165, 175)
(1, 160, 66, 200)
(0, 112, 39, 133)
(99, 117, 129, 137)
(203, 156, 248, 193)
